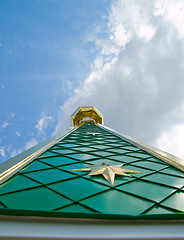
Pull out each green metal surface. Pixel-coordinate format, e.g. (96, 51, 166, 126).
(20, 161, 51, 173)
(0, 187, 72, 211)
(0, 123, 184, 220)
(0, 175, 40, 195)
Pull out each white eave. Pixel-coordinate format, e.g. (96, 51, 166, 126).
(0, 215, 184, 240)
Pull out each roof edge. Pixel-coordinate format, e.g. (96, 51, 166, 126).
(100, 125, 184, 173)
(1, 208, 184, 221)
(0, 127, 77, 185)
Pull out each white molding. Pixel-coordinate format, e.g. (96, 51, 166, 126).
(0, 216, 184, 239)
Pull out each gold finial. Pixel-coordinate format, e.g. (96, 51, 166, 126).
(71, 106, 103, 127)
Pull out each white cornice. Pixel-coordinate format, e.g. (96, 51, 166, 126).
(0, 215, 184, 239)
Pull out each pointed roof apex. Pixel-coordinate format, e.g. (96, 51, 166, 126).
(71, 106, 103, 127)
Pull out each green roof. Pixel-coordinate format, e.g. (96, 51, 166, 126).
(0, 123, 184, 220)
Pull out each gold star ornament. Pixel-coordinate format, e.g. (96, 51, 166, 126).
(72, 162, 141, 185)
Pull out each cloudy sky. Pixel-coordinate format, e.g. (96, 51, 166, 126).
(1, 0, 184, 163)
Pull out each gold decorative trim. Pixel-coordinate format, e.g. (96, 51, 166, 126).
(71, 106, 103, 127)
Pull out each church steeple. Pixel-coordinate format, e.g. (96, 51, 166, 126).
(0, 106, 184, 221)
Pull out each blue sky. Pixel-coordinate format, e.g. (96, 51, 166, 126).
(1, 0, 184, 163)
(0, 0, 110, 162)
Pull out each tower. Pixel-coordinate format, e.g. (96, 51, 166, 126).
(0, 106, 184, 239)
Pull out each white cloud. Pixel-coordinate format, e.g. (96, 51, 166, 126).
(138, 24, 156, 42)
(2, 122, 8, 128)
(35, 114, 53, 135)
(25, 138, 38, 150)
(155, 0, 184, 38)
(55, 0, 184, 159)
(10, 113, 15, 118)
(10, 148, 22, 158)
(155, 123, 184, 159)
(4, 145, 23, 159)
(16, 131, 21, 137)
(0, 146, 6, 157)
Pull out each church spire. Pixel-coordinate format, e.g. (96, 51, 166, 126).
(0, 107, 184, 220)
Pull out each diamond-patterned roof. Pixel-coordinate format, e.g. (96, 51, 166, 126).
(0, 123, 184, 220)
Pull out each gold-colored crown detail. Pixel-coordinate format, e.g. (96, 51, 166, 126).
(71, 106, 103, 127)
